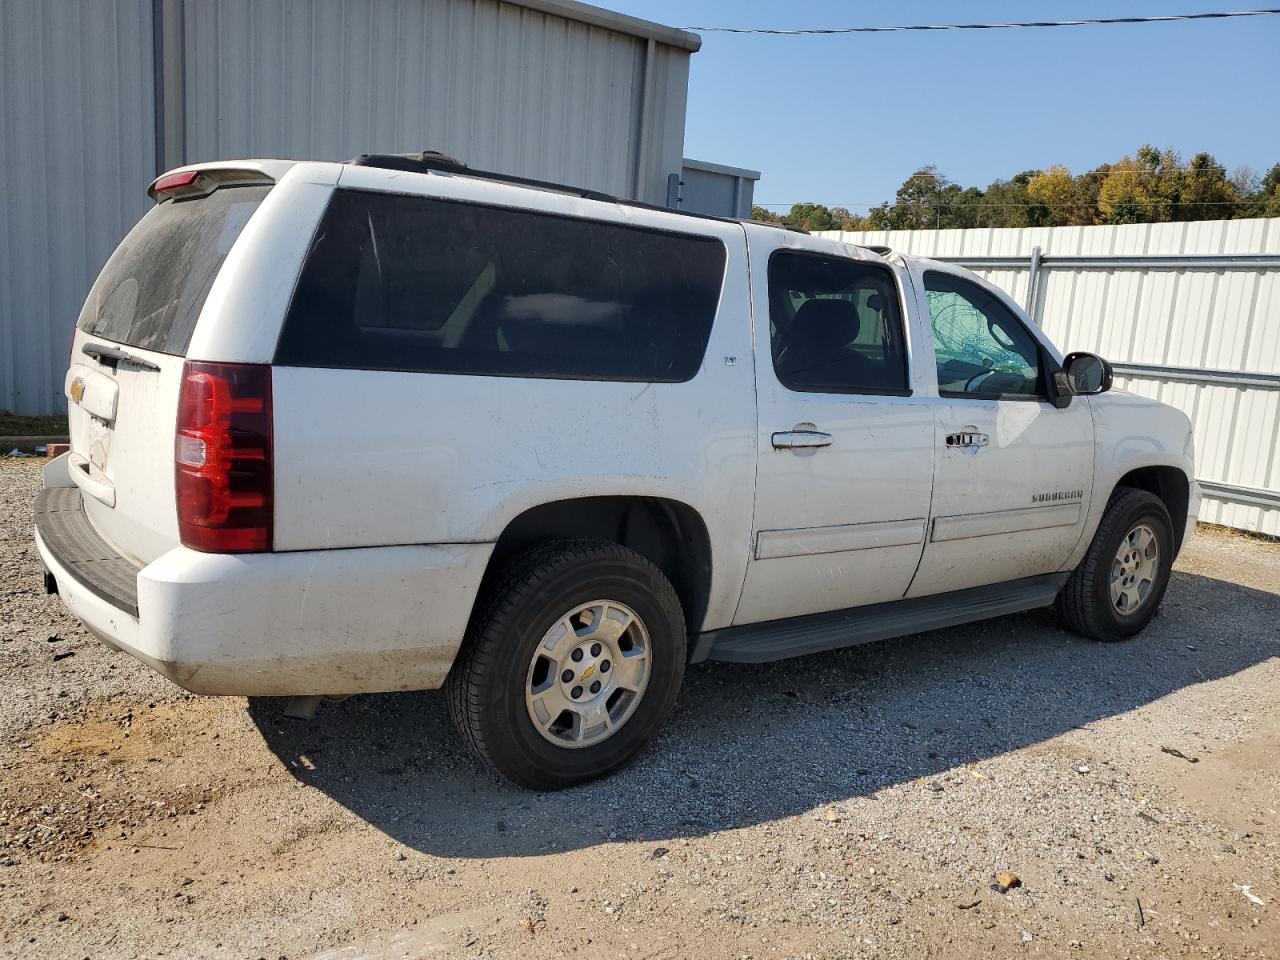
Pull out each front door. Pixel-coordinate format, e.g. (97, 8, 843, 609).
(905, 265, 1095, 597)
(734, 234, 935, 625)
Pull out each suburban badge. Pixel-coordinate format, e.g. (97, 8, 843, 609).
(1031, 490, 1083, 503)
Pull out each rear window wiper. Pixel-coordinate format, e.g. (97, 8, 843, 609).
(81, 342, 162, 372)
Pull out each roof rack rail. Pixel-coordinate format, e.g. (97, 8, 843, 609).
(348, 151, 620, 203)
(345, 150, 750, 227)
(742, 218, 808, 233)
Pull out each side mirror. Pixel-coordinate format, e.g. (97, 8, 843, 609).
(1063, 352, 1113, 396)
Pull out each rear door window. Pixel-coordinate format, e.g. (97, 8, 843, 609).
(77, 185, 270, 355)
(275, 189, 727, 382)
(767, 251, 909, 394)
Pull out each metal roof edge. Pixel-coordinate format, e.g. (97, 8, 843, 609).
(682, 157, 762, 180)
(502, 0, 702, 51)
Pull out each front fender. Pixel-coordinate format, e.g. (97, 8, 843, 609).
(1063, 391, 1197, 570)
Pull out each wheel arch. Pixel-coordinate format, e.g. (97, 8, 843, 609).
(479, 496, 714, 635)
(1114, 465, 1191, 553)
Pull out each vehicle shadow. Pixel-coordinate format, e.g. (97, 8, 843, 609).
(247, 568, 1278, 859)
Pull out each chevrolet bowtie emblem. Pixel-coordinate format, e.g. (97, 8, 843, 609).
(69, 376, 86, 405)
(580, 664, 596, 681)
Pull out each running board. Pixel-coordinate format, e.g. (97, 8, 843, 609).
(690, 573, 1068, 665)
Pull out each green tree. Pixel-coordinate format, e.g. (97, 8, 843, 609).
(981, 171, 1047, 228)
(1175, 152, 1237, 221)
(750, 205, 783, 224)
(782, 203, 842, 232)
(892, 166, 951, 229)
(1250, 163, 1280, 217)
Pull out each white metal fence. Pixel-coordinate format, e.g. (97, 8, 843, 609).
(817, 218, 1280, 536)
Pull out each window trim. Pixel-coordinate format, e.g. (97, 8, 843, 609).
(922, 269, 1051, 404)
(766, 249, 913, 398)
(273, 187, 730, 384)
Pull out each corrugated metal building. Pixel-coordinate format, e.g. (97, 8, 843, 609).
(0, 0, 704, 415)
(818, 219, 1280, 536)
(678, 159, 759, 220)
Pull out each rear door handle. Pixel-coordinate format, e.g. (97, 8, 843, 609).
(772, 429, 833, 450)
(945, 431, 989, 448)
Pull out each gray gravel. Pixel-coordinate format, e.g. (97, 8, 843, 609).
(1, 456, 1277, 959)
(0, 459, 175, 741)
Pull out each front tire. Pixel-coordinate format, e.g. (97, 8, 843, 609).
(1056, 488, 1174, 642)
(446, 539, 686, 789)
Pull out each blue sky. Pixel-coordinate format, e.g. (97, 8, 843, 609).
(607, 1, 1280, 212)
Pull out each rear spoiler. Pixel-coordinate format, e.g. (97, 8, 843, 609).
(147, 165, 279, 203)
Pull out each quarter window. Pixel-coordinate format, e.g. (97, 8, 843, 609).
(923, 272, 1044, 399)
(276, 189, 727, 382)
(767, 252, 909, 394)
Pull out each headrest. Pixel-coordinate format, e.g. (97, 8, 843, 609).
(790, 298, 860, 351)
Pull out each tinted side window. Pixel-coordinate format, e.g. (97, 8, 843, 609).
(78, 185, 270, 355)
(767, 252, 909, 394)
(275, 190, 727, 382)
(923, 272, 1044, 400)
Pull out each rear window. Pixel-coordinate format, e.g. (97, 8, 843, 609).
(274, 189, 727, 382)
(77, 185, 270, 355)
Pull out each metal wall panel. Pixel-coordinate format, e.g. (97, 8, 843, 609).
(0, 0, 156, 416)
(680, 158, 759, 219)
(1, 0, 695, 415)
(178, 0, 688, 203)
(818, 219, 1280, 535)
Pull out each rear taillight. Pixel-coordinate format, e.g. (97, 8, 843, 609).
(175, 362, 273, 552)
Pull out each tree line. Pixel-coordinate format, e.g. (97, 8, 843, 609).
(752, 146, 1280, 232)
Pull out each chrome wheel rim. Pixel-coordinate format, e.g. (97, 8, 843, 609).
(524, 600, 651, 749)
(1110, 523, 1159, 615)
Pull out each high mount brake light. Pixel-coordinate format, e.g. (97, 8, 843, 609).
(151, 170, 200, 194)
(175, 362, 273, 552)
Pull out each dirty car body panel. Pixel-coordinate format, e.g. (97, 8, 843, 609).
(36, 157, 1199, 699)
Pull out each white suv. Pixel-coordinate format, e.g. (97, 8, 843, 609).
(36, 153, 1199, 788)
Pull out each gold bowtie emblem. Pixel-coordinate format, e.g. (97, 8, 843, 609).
(580, 664, 596, 681)
(69, 377, 86, 405)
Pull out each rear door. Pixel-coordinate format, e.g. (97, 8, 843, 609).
(904, 264, 1094, 597)
(734, 232, 935, 625)
(67, 181, 272, 563)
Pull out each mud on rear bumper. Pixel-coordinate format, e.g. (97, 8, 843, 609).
(35, 483, 493, 696)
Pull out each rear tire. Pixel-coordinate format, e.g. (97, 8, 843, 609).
(446, 539, 685, 789)
(1056, 487, 1174, 642)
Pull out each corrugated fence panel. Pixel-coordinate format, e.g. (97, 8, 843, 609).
(0, 0, 155, 416)
(817, 219, 1280, 535)
(180, 0, 672, 202)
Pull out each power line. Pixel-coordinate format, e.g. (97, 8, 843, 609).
(846, 166, 1238, 183)
(684, 9, 1280, 36)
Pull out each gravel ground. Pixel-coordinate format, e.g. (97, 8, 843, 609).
(1, 456, 1277, 959)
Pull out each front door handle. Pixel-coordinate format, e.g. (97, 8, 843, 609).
(772, 429, 833, 450)
(945, 431, 989, 448)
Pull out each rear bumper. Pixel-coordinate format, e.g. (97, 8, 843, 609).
(35, 486, 492, 696)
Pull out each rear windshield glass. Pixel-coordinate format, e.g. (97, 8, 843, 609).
(77, 185, 270, 355)
(275, 189, 727, 382)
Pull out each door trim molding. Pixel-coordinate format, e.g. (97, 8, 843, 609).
(931, 503, 1081, 543)
(755, 518, 926, 560)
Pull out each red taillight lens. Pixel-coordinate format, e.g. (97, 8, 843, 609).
(175, 361, 273, 552)
(152, 170, 200, 194)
